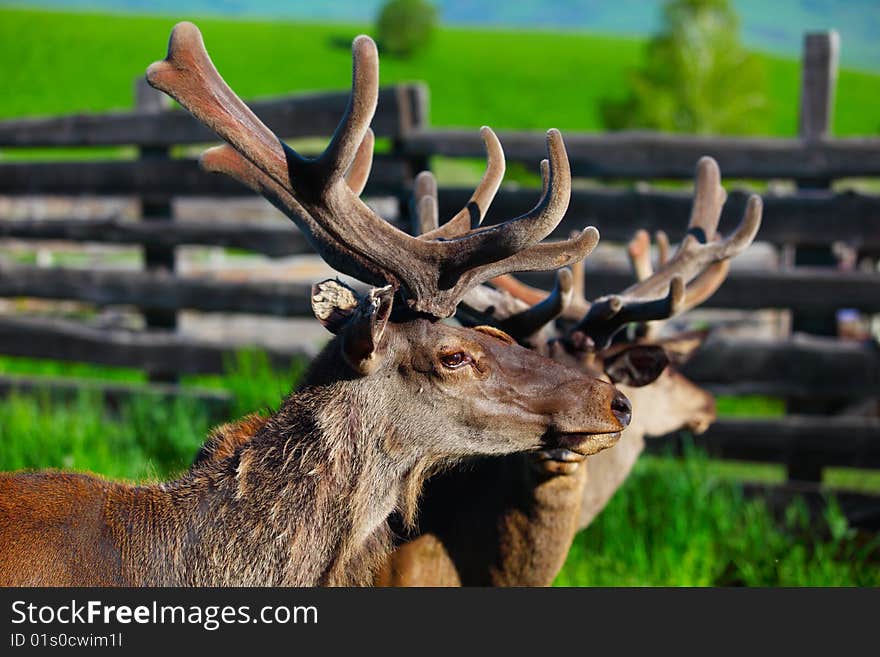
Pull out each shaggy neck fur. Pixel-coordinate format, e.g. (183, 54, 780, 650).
(114, 346, 436, 586)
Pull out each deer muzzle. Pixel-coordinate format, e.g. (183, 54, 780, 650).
(542, 382, 631, 457)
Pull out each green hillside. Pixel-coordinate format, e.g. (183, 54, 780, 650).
(1, 7, 878, 136)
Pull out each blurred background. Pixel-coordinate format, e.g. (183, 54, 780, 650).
(0, 0, 878, 585)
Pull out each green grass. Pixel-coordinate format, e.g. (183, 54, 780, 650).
(0, 350, 304, 481)
(555, 447, 880, 586)
(1, 7, 878, 137)
(0, 390, 209, 481)
(0, 354, 146, 382)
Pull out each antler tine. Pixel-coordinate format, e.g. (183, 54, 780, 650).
(147, 22, 305, 191)
(682, 156, 727, 246)
(572, 159, 760, 346)
(680, 259, 730, 313)
(465, 226, 599, 290)
(149, 23, 378, 196)
(345, 128, 375, 196)
(440, 129, 571, 276)
(488, 225, 592, 322)
(420, 127, 505, 240)
(627, 229, 653, 282)
(411, 171, 439, 235)
(655, 230, 670, 267)
(496, 268, 574, 341)
(570, 276, 686, 350)
(490, 275, 548, 306)
(319, 35, 379, 182)
(201, 145, 391, 288)
(539, 159, 550, 197)
(616, 159, 761, 301)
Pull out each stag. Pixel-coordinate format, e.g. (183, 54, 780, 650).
(375, 156, 762, 585)
(0, 24, 633, 586)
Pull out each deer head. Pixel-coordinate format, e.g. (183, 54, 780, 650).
(146, 22, 631, 463)
(443, 155, 762, 466)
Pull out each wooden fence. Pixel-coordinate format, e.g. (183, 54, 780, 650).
(0, 31, 878, 523)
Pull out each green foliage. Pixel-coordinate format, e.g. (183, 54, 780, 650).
(601, 0, 769, 134)
(555, 445, 880, 586)
(376, 0, 438, 58)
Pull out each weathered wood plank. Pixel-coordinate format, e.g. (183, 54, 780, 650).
(404, 129, 880, 179)
(682, 335, 880, 398)
(438, 187, 880, 249)
(799, 31, 839, 142)
(0, 265, 315, 316)
(0, 217, 313, 257)
(518, 266, 880, 313)
(651, 416, 880, 469)
(4, 187, 878, 250)
(0, 318, 873, 397)
(0, 86, 424, 147)
(0, 264, 877, 315)
(0, 315, 314, 376)
(0, 155, 409, 196)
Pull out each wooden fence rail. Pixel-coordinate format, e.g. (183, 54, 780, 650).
(2, 263, 879, 315)
(652, 416, 880, 469)
(0, 87, 426, 147)
(3, 186, 878, 250)
(403, 129, 880, 180)
(0, 315, 314, 376)
(1, 314, 875, 399)
(0, 155, 409, 196)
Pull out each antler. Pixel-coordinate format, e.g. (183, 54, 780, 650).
(407, 166, 594, 340)
(488, 156, 763, 349)
(147, 23, 587, 318)
(627, 228, 730, 339)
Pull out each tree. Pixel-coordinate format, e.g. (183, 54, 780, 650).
(600, 0, 768, 135)
(376, 0, 439, 58)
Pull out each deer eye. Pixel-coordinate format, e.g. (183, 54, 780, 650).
(439, 351, 472, 369)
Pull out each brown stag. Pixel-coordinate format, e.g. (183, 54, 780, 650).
(0, 24, 632, 586)
(375, 156, 762, 586)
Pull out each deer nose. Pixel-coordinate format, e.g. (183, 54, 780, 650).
(611, 392, 632, 428)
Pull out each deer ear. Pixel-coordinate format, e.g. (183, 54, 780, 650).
(338, 285, 395, 376)
(656, 329, 710, 365)
(604, 345, 669, 387)
(311, 279, 361, 334)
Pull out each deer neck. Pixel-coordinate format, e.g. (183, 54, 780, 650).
(128, 378, 428, 587)
(578, 424, 647, 529)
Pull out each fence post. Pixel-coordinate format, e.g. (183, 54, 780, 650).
(393, 83, 430, 232)
(787, 31, 840, 483)
(134, 77, 178, 382)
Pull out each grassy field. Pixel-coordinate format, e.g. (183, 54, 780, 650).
(1, 7, 879, 137)
(0, 352, 876, 586)
(555, 449, 880, 586)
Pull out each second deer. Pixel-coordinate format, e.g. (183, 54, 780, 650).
(376, 156, 762, 585)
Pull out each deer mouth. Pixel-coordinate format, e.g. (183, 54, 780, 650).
(544, 430, 622, 457)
